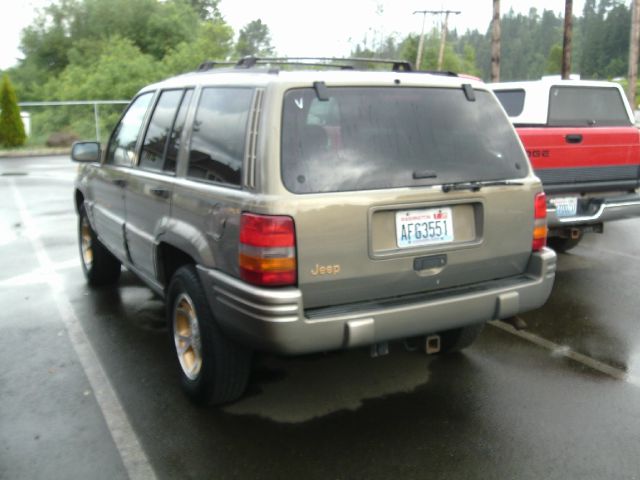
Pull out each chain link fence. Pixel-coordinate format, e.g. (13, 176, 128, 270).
(17, 100, 130, 148)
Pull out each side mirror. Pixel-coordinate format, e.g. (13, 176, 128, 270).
(71, 141, 101, 163)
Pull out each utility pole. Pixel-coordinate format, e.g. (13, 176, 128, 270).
(413, 11, 428, 70)
(437, 11, 460, 70)
(628, 0, 640, 107)
(491, 0, 501, 82)
(561, 0, 573, 79)
(413, 10, 461, 70)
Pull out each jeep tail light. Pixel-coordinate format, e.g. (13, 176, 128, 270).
(532, 192, 547, 251)
(239, 213, 297, 287)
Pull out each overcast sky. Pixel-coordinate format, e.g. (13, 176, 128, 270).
(0, 0, 587, 70)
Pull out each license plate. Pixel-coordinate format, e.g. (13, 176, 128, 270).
(550, 197, 578, 217)
(396, 207, 454, 248)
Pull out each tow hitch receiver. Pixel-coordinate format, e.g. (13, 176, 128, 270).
(370, 342, 389, 357)
(425, 335, 441, 354)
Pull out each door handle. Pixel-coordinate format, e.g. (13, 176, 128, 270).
(150, 187, 171, 199)
(565, 134, 583, 144)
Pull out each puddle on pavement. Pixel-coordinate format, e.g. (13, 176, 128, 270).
(224, 348, 431, 424)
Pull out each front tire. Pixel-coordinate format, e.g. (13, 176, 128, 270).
(167, 265, 252, 405)
(78, 204, 121, 286)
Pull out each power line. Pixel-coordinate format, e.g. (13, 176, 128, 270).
(413, 10, 461, 70)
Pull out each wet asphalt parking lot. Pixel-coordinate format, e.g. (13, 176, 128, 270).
(1, 155, 640, 480)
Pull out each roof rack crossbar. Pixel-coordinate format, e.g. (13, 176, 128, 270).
(421, 70, 459, 77)
(197, 60, 236, 71)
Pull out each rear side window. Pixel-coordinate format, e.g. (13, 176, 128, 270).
(548, 86, 631, 127)
(494, 89, 525, 117)
(281, 87, 527, 194)
(187, 87, 254, 186)
(165, 89, 193, 173)
(139, 89, 186, 173)
(106, 92, 153, 166)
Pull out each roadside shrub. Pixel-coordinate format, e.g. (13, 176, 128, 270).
(46, 131, 80, 147)
(0, 74, 27, 147)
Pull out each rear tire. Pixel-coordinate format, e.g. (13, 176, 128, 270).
(547, 234, 582, 253)
(78, 204, 121, 286)
(167, 265, 252, 405)
(438, 323, 485, 353)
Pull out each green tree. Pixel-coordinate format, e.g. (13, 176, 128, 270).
(9, 0, 235, 100)
(395, 31, 480, 75)
(163, 20, 234, 75)
(20, 0, 79, 75)
(4, 58, 46, 102)
(187, 0, 222, 20)
(235, 19, 275, 57)
(19, 0, 202, 70)
(6, 0, 237, 145)
(69, 0, 200, 60)
(0, 75, 27, 147)
(34, 37, 161, 142)
(47, 37, 160, 100)
(578, 0, 629, 78)
(404, 0, 631, 81)
(545, 44, 563, 74)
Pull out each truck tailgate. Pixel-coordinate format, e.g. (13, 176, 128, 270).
(517, 126, 640, 192)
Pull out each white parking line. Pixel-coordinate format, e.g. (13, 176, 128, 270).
(490, 320, 640, 387)
(9, 179, 157, 480)
(0, 259, 80, 287)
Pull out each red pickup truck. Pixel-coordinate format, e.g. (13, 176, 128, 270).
(491, 79, 640, 251)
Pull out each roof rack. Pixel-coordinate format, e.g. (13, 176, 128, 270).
(197, 56, 414, 72)
(196, 60, 236, 71)
(421, 70, 460, 77)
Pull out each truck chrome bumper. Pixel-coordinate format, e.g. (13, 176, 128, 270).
(547, 192, 640, 227)
(197, 248, 557, 355)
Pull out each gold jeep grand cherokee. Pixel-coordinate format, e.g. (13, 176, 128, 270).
(72, 57, 556, 405)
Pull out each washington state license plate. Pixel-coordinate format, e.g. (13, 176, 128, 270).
(550, 197, 578, 217)
(396, 207, 454, 248)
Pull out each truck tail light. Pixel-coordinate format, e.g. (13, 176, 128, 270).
(239, 213, 297, 287)
(532, 192, 548, 251)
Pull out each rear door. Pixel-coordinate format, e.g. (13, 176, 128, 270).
(125, 89, 193, 281)
(280, 86, 538, 309)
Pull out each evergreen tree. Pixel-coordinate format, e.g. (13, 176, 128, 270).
(0, 75, 26, 148)
(577, 0, 629, 78)
(545, 44, 563, 74)
(235, 19, 275, 57)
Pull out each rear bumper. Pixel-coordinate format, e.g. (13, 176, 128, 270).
(198, 248, 557, 355)
(547, 192, 640, 228)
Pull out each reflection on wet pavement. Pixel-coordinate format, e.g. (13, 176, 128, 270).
(522, 220, 640, 375)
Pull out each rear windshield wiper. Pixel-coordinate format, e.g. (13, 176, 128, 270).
(441, 180, 524, 193)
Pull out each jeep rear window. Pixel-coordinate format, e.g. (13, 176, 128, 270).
(548, 86, 631, 127)
(281, 87, 527, 194)
(494, 89, 525, 117)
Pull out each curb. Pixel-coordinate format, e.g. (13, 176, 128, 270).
(0, 148, 69, 159)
